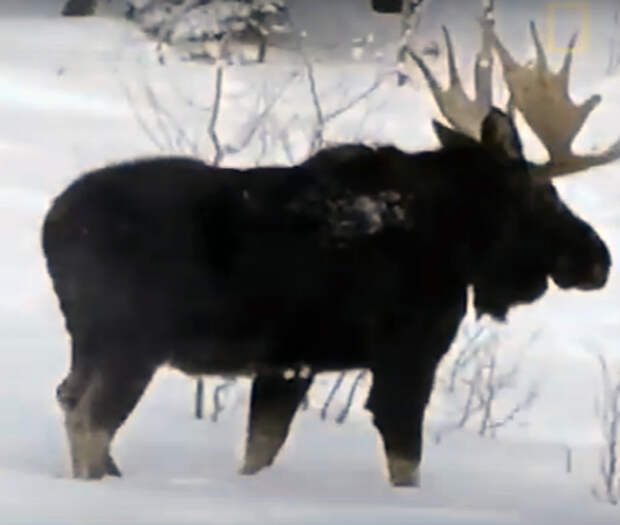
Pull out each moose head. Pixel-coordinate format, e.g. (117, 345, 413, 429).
(409, 17, 613, 320)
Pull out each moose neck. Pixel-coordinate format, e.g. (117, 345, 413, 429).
(397, 145, 541, 320)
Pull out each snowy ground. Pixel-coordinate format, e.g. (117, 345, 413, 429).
(2, 2, 620, 524)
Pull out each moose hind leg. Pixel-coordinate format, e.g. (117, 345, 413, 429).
(241, 372, 313, 475)
(58, 357, 154, 479)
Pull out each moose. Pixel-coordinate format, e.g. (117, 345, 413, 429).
(43, 18, 618, 487)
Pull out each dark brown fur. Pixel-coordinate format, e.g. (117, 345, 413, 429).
(43, 110, 610, 485)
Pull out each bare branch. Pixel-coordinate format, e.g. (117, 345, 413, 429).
(303, 55, 325, 152)
(458, 366, 484, 428)
(488, 387, 538, 430)
(225, 72, 299, 156)
(302, 55, 389, 154)
(324, 74, 389, 123)
(211, 380, 234, 423)
(478, 351, 496, 437)
(145, 84, 199, 153)
(143, 84, 176, 151)
(439, 325, 539, 440)
(336, 371, 367, 424)
(448, 324, 485, 392)
(321, 372, 345, 420)
(208, 64, 224, 166)
(195, 377, 204, 419)
(123, 83, 167, 152)
(279, 125, 297, 164)
(592, 352, 620, 504)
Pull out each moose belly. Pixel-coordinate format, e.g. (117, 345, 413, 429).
(105, 247, 427, 375)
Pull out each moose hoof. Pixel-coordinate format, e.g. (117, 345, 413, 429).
(240, 432, 279, 475)
(67, 428, 115, 480)
(239, 452, 273, 476)
(73, 464, 107, 480)
(387, 455, 420, 487)
(72, 459, 121, 480)
(106, 455, 122, 477)
(239, 463, 262, 476)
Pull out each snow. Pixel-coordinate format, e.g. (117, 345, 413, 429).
(1, 2, 620, 523)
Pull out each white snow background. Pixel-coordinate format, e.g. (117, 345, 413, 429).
(1, 0, 620, 523)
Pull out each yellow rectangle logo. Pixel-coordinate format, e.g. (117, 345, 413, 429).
(547, 2, 591, 54)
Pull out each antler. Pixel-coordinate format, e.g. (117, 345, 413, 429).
(412, 10, 620, 179)
(491, 21, 620, 178)
(408, 9, 495, 140)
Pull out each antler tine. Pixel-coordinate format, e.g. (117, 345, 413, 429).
(490, 21, 620, 178)
(409, 24, 492, 140)
(530, 138, 620, 178)
(529, 21, 548, 73)
(489, 26, 518, 73)
(442, 25, 462, 89)
(559, 31, 579, 82)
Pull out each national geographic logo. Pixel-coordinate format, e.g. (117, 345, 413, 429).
(546, 2, 591, 54)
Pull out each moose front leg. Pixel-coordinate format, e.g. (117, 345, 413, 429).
(367, 297, 465, 487)
(366, 364, 436, 487)
(241, 372, 313, 475)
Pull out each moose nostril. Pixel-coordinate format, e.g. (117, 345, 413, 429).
(591, 263, 608, 285)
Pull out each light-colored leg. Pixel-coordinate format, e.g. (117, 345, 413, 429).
(386, 453, 420, 487)
(61, 373, 113, 479)
(241, 373, 312, 475)
(57, 358, 153, 479)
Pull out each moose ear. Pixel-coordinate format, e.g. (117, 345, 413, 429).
(432, 120, 480, 150)
(480, 108, 524, 161)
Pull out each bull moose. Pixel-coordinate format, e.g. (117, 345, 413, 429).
(43, 19, 619, 486)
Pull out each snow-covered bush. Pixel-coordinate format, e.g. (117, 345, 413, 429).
(127, 0, 292, 63)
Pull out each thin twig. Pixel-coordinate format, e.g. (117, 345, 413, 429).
(479, 352, 496, 437)
(336, 370, 367, 424)
(143, 84, 176, 151)
(458, 367, 484, 428)
(321, 372, 345, 420)
(595, 353, 620, 504)
(225, 72, 299, 156)
(211, 380, 233, 422)
(488, 387, 538, 430)
(208, 64, 224, 165)
(448, 325, 485, 392)
(279, 127, 296, 164)
(324, 76, 386, 122)
(195, 378, 204, 419)
(123, 83, 166, 151)
(144, 84, 198, 153)
(303, 56, 325, 152)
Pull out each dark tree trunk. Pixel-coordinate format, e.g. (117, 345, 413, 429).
(62, 0, 98, 16)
